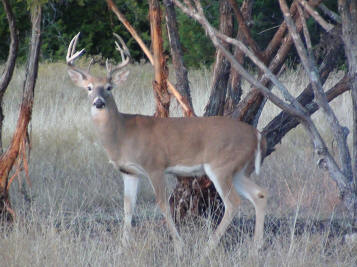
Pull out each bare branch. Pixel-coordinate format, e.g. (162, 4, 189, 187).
(298, 0, 334, 32)
(106, 0, 195, 117)
(264, 74, 350, 155)
(280, 0, 352, 180)
(227, 0, 264, 61)
(174, 0, 349, 193)
(263, 0, 323, 59)
(318, 3, 341, 24)
(173, 0, 307, 118)
(236, 1, 316, 124)
(297, 5, 312, 52)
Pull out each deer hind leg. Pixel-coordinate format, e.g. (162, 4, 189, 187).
(233, 174, 267, 246)
(122, 173, 140, 244)
(203, 164, 241, 249)
(149, 171, 183, 249)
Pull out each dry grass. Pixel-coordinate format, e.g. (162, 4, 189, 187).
(0, 62, 356, 266)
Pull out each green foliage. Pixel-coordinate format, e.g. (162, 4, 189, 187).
(171, 1, 219, 68)
(0, 0, 31, 63)
(41, 0, 150, 63)
(0, 0, 341, 68)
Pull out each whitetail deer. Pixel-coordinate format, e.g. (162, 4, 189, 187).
(66, 32, 268, 251)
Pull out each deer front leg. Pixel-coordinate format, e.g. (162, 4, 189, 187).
(122, 173, 139, 245)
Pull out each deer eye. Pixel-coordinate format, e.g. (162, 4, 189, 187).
(106, 85, 112, 91)
(87, 86, 92, 91)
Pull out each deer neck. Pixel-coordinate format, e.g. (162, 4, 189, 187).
(91, 97, 124, 152)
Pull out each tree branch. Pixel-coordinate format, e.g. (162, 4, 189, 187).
(106, 0, 195, 116)
(263, 74, 350, 155)
(174, 0, 349, 195)
(318, 3, 341, 24)
(227, 0, 264, 61)
(298, 0, 334, 32)
(280, 0, 352, 180)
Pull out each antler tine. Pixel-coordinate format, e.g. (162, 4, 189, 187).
(113, 33, 131, 58)
(107, 33, 130, 80)
(115, 40, 125, 61)
(106, 58, 112, 74)
(87, 57, 94, 73)
(66, 32, 85, 66)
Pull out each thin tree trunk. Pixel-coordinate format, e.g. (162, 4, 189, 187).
(224, 0, 254, 115)
(0, 4, 41, 222)
(149, 0, 170, 118)
(170, 0, 234, 223)
(204, 0, 233, 116)
(0, 0, 18, 154)
(233, 0, 323, 124)
(163, 0, 194, 116)
(338, 0, 357, 222)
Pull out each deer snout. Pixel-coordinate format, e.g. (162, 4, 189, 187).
(93, 97, 105, 109)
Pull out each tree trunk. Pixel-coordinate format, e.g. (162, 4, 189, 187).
(0, 4, 41, 222)
(338, 0, 357, 222)
(163, 0, 215, 222)
(224, 0, 254, 115)
(163, 0, 194, 116)
(149, 0, 170, 118)
(172, 0, 357, 226)
(204, 0, 233, 117)
(0, 0, 18, 154)
(169, 0, 234, 224)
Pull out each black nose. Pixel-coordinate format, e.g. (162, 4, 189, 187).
(94, 98, 105, 109)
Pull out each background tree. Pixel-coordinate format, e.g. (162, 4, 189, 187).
(172, 0, 357, 223)
(0, 1, 42, 221)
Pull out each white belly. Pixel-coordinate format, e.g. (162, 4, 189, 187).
(165, 164, 205, 177)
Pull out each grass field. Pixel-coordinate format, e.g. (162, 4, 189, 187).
(0, 62, 356, 266)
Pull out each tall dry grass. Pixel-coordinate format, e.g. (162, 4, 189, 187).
(0, 62, 356, 266)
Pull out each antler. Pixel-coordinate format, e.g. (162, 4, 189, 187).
(106, 33, 130, 81)
(66, 32, 88, 78)
(66, 32, 86, 66)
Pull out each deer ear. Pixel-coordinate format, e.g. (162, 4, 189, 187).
(112, 70, 130, 87)
(67, 68, 88, 88)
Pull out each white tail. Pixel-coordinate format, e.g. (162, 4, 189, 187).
(255, 132, 263, 175)
(66, 33, 268, 252)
